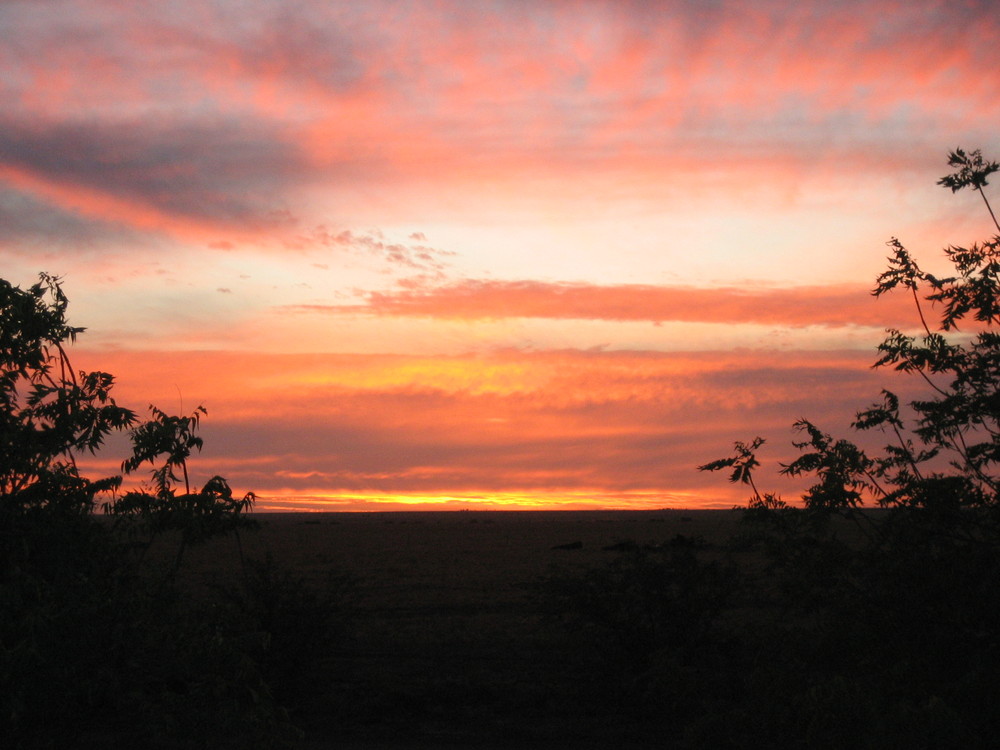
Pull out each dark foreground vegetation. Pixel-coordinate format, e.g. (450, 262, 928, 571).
(3, 148, 999, 748)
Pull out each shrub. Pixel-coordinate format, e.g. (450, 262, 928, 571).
(697, 148, 1000, 746)
(0, 273, 292, 748)
(701, 147, 1000, 524)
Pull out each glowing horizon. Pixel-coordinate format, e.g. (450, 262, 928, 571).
(4, 0, 998, 510)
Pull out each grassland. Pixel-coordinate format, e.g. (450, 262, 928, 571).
(169, 509, 744, 747)
(11, 505, 997, 748)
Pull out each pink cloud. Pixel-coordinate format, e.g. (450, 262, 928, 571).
(3, 0, 996, 252)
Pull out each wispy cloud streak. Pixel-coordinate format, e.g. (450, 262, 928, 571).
(285, 280, 917, 328)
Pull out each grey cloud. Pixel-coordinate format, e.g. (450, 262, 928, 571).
(0, 115, 304, 227)
(225, 8, 369, 93)
(0, 187, 149, 250)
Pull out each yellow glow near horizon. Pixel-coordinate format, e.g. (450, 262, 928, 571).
(249, 489, 745, 513)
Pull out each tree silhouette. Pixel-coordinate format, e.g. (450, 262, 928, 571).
(0, 273, 135, 513)
(702, 148, 1000, 528)
(692, 148, 1000, 745)
(1, 273, 285, 749)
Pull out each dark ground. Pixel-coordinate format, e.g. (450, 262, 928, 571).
(172, 509, 743, 747)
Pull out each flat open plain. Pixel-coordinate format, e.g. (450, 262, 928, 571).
(170, 509, 744, 747)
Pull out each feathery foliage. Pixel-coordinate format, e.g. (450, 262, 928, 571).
(0, 273, 295, 748)
(702, 147, 1000, 523)
(691, 147, 1000, 746)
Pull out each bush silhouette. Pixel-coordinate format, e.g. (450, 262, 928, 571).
(701, 147, 1000, 521)
(539, 148, 1000, 747)
(695, 148, 1000, 746)
(0, 274, 298, 748)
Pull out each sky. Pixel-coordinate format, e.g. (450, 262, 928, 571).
(2, 0, 998, 510)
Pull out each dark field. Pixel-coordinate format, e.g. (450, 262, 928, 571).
(188, 509, 740, 599)
(12, 505, 1000, 748)
(173, 509, 744, 747)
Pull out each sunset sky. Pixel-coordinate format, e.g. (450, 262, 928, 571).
(3, 0, 998, 510)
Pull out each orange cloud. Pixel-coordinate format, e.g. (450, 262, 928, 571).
(74, 347, 907, 509)
(285, 280, 918, 328)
